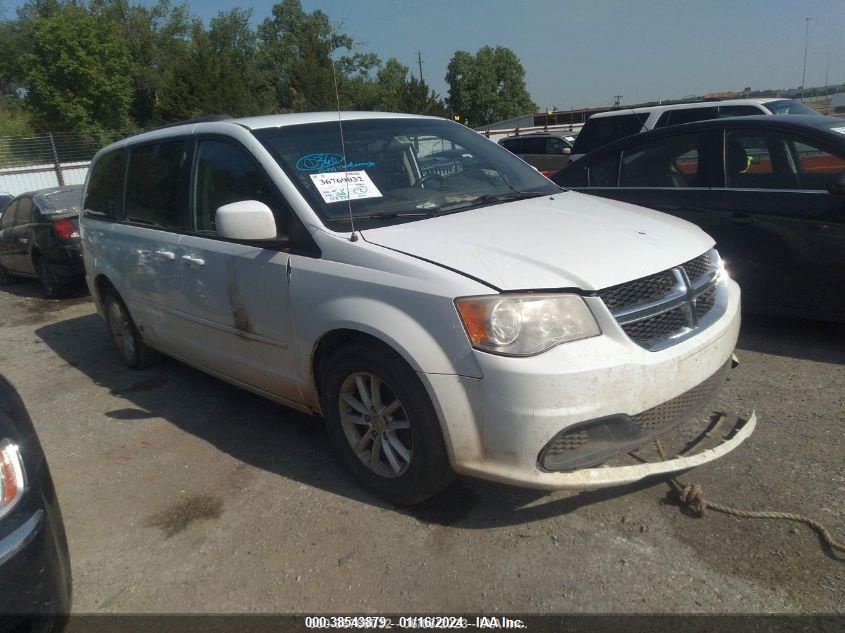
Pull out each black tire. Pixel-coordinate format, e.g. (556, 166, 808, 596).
(35, 257, 68, 298)
(0, 263, 17, 286)
(321, 342, 455, 505)
(103, 290, 161, 369)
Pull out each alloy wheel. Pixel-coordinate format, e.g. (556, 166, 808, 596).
(108, 299, 136, 363)
(338, 371, 413, 478)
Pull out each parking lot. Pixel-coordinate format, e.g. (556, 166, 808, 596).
(0, 281, 842, 613)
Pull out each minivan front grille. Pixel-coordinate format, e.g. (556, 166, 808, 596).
(632, 362, 729, 433)
(598, 270, 676, 313)
(620, 306, 688, 345)
(598, 248, 725, 351)
(682, 251, 712, 284)
(538, 361, 732, 471)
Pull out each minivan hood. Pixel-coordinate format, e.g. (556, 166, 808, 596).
(361, 191, 714, 291)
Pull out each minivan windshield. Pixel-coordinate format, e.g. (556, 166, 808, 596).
(764, 99, 819, 116)
(254, 118, 559, 229)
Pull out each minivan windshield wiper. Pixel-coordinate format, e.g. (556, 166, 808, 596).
(436, 191, 547, 214)
(330, 210, 438, 223)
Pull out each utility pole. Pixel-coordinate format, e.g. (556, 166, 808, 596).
(824, 52, 831, 113)
(417, 51, 423, 82)
(801, 17, 811, 102)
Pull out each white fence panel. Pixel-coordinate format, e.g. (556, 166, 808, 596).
(0, 161, 90, 195)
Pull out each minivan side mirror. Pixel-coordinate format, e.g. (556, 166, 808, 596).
(215, 200, 277, 240)
(826, 172, 845, 196)
(562, 147, 572, 155)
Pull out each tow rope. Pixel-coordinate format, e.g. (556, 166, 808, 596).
(654, 437, 845, 556)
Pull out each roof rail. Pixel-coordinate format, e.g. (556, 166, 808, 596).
(147, 114, 233, 132)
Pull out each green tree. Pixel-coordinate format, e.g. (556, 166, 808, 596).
(399, 76, 449, 117)
(373, 58, 447, 116)
(376, 58, 410, 112)
(158, 9, 274, 121)
(91, 0, 193, 127)
(0, 96, 35, 136)
(258, 0, 379, 112)
(22, 5, 133, 134)
(446, 46, 535, 126)
(336, 51, 381, 110)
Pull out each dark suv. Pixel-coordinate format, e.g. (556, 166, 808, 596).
(0, 186, 84, 297)
(553, 115, 845, 320)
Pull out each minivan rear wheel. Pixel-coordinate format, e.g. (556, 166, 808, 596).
(104, 291, 161, 369)
(321, 342, 454, 505)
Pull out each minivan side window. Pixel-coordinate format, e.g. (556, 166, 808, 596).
(588, 151, 620, 187)
(125, 141, 185, 228)
(0, 201, 17, 228)
(521, 137, 547, 154)
(192, 139, 291, 236)
(718, 105, 763, 118)
(15, 197, 34, 224)
(500, 139, 521, 153)
(574, 113, 648, 156)
(665, 107, 717, 126)
(725, 131, 798, 189)
(84, 149, 125, 219)
(548, 138, 568, 155)
(787, 136, 845, 191)
(620, 133, 704, 187)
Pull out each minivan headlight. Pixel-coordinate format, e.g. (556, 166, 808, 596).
(0, 439, 25, 519)
(455, 294, 601, 356)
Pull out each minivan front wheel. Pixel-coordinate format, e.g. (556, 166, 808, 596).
(104, 292, 161, 369)
(321, 343, 454, 505)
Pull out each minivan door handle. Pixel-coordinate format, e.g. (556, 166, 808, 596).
(181, 255, 205, 267)
(154, 250, 176, 261)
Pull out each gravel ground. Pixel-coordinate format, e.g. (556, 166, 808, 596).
(0, 281, 842, 614)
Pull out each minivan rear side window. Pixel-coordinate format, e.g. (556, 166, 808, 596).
(574, 113, 648, 156)
(665, 107, 717, 126)
(84, 149, 125, 219)
(125, 141, 185, 228)
(521, 137, 547, 154)
(718, 105, 763, 118)
(500, 138, 521, 153)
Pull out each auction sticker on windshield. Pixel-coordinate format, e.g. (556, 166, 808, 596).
(310, 171, 382, 204)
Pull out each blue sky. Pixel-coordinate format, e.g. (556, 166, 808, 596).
(4, 0, 845, 110)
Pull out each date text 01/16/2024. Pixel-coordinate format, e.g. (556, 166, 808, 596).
(303, 616, 527, 629)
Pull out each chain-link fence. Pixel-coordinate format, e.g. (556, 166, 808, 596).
(0, 131, 128, 195)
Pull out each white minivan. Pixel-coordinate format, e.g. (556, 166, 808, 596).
(80, 112, 755, 504)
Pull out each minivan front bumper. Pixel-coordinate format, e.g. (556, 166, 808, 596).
(420, 278, 752, 490)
